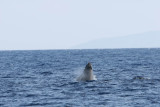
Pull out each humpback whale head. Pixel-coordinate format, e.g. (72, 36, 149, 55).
(82, 62, 94, 80)
(76, 62, 96, 81)
(85, 62, 92, 70)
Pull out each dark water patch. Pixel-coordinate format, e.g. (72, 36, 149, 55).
(85, 80, 96, 82)
(68, 81, 79, 85)
(119, 94, 134, 97)
(19, 76, 37, 79)
(85, 85, 98, 88)
(98, 92, 110, 95)
(0, 104, 4, 106)
(1, 76, 13, 78)
(52, 97, 71, 100)
(25, 94, 38, 98)
(39, 71, 53, 76)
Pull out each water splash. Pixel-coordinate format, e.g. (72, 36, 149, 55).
(75, 67, 97, 82)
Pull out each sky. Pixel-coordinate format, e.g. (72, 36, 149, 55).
(0, 0, 160, 50)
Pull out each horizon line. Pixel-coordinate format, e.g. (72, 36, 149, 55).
(0, 47, 160, 51)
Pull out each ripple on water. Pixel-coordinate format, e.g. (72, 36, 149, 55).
(1, 49, 160, 107)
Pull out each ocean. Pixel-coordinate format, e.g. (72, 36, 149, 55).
(0, 49, 160, 107)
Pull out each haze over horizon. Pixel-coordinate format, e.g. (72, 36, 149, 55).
(0, 0, 160, 50)
(73, 31, 160, 49)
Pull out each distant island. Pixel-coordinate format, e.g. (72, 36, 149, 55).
(73, 31, 160, 49)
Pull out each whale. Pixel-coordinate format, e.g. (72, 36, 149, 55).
(76, 63, 96, 81)
(132, 76, 150, 80)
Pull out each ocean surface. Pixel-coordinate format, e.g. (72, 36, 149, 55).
(0, 49, 160, 107)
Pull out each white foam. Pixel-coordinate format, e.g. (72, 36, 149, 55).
(76, 69, 97, 82)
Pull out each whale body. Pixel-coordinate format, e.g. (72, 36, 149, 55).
(76, 63, 96, 81)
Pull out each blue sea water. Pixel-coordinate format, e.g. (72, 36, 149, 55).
(0, 49, 160, 107)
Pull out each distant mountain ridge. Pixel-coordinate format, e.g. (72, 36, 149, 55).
(73, 31, 160, 49)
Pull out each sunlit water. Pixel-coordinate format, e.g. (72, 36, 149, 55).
(0, 49, 160, 107)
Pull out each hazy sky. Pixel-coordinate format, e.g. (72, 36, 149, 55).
(0, 0, 160, 50)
